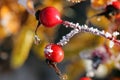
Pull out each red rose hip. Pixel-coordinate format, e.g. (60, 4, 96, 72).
(80, 77, 92, 80)
(112, 1, 120, 10)
(39, 7, 63, 27)
(44, 44, 64, 63)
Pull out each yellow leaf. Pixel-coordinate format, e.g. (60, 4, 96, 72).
(10, 28, 34, 69)
(63, 33, 105, 59)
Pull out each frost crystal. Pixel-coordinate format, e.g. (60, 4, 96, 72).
(44, 45, 53, 55)
(113, 31, 119, 37)
(105, 32, 112, 38)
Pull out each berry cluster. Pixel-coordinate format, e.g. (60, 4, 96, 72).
(34, 0, 120, 80)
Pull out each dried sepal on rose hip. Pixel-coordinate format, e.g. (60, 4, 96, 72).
(44, 43, 64, 63)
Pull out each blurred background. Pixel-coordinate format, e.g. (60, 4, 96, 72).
(0, 0, 120, 80)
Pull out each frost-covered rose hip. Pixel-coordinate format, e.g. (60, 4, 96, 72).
(80, 77, 92, 80)
(36, 6, 63, 27)
(44, 44, 64, 63)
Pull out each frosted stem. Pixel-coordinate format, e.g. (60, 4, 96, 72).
(57, 28, 79, 46)
(57, 21, 120, 46)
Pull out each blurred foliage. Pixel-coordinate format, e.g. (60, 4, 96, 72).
(66, 59, 85, 80)
(63, 33, 105, 59)
(0, 0, 120, 80)
(10, 15, 35, 68)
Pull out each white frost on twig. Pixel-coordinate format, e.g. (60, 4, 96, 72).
(57, 21, 120, 46)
